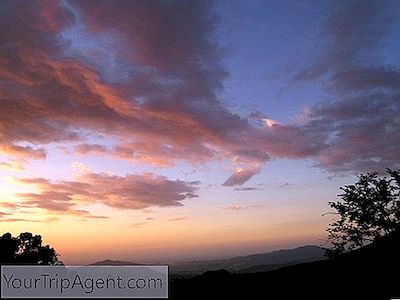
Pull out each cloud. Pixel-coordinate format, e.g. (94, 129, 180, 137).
(168, 217, 186, 221)
(71, 161, 91, 175)
(0, 0, 398, 185)
(286, 0, 400, 172)
(222, 164, 261, 186)
(0, 145, 46, 161)
(0, 218, 41, 223)
(0, 0, 265, 175)
(0, 211, 39, 222)
(293, 0, 394, 82)
(0, 210, 58, 222)
(69, 209, 108, 219)
(234, 187, 259, 191)
(12, 171, 199, 217)
(226, 204, 261, 211)
(227, 205, 242, 211)
(75, 144, 109, 155)
(0, 0, 292, 181)
(0, 203, 21, 209)
(131, 222, 147, 228)
(280, 182, 292, 188)
(309, 93, 400, 172)
(0, 160, 24, 172)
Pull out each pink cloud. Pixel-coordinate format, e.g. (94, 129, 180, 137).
(0, 0, 398, 186)
(226, 204, 261, 211)
(222, 164, 261, 186)
(12, 171, 199, 217)
(0, 145, 46, 160)
(227, 205, 242, 211)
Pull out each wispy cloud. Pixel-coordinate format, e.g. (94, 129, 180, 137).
(226, 205, 261, 211)
(0, 160, 24, 172)
(0, 211, 43, 223)
(130, 222, 147, 228)
(227, 205, 243, 211)
(234, 187, 260, 191)
(11, 171, 199, 218)
(168, 217, 186, 221)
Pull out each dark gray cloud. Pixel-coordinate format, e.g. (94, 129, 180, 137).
(234, 187, 259, 191)
(286, 0, 400, 172)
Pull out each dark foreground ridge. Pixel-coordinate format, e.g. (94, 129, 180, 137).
(170, 230, 400, 299)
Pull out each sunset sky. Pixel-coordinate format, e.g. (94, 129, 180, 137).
(0, 0, 399, 264)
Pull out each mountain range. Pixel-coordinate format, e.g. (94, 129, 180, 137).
(92, 245, 325, 277)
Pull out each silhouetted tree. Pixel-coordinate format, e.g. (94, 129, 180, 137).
(0, 232, 61, 265)
(326, 169, 400, 257)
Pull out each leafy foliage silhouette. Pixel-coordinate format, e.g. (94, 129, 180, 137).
(0, 232, 61, 265)
(326, 169, 400, 257)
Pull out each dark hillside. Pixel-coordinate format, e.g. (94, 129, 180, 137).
(171, 230, 400, 299)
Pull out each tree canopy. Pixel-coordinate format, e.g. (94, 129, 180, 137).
(0, 232, 61, 265)
(326, 169, 400, 257)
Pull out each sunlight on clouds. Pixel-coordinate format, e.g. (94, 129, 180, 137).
(0, 160, 24, 172)
(262, 118, 280, 128)
(222, 163, 261, 186)
(71, 161, 91, 175)
(0, 176, 39, 200)
(0, 175, 58, 223)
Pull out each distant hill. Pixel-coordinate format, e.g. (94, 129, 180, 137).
(171, 230, 400, 299)
(91, 245, 325, 277)
(90, 259, 141, 266)
(170, 245, 325, 276)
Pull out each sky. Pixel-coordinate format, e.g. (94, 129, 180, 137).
(0, 0, 399, 264)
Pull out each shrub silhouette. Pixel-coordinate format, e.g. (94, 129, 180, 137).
(0, 232, 61, 265)
(326, 168, 400, 257)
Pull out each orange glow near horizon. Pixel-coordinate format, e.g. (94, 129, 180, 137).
(3, 216, 327, 264)
(1, 175, 328, 264)
(1, 0, 396, 267)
